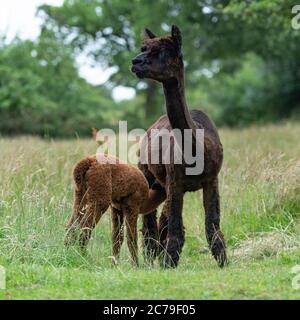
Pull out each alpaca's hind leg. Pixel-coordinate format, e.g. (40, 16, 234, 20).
(203, 178, 227, 268)
(141, 185, 166, 263)
(162, 186, 185, 268)
(139, 164, 160, 263)
(141, 211, 158, 263)
(157, 202, 169, 257)
(124, 207, 139, 267)
(111, 207, 124, 265)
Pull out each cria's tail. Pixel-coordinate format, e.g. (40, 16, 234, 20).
(73, 158, 93, 201)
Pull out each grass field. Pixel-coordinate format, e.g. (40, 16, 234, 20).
(0, 123, 300, 299)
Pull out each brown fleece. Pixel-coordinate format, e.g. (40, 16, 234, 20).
(65, 154, 149, 266)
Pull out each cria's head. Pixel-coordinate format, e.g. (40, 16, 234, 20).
(131, 25, 183, 82)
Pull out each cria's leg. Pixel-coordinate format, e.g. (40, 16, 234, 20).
(65, 185, 88, 246)
(78, 166, 112, 249)
(111, 207, 124, 265)
(78, 200, 108, 248)
(124, 207, 139, 267)
(203, 178, 227, 268)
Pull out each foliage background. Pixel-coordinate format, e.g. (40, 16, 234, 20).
(0, 0, 299, 136)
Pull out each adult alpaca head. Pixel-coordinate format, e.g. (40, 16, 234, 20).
(131, 25, 184, 82)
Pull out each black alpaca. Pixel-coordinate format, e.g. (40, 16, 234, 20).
(131, 25, 227, 268)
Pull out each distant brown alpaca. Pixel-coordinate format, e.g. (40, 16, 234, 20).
(65, 154, 149, 266)
(91, 127, 98, 141)
(131, 25, 227, 268)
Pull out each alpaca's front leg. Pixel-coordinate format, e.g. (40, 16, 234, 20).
(163, 183, 185, 268)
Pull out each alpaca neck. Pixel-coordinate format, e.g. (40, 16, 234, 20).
(162, 72, 196, 132)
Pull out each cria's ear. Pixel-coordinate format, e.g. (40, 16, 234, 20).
(171, 25, 182, 50)
(141, 28, 156, 40)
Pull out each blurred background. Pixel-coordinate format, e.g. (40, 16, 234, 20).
(0, 0, 299, 138)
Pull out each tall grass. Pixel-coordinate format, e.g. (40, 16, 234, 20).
(0, 123, 299, 271)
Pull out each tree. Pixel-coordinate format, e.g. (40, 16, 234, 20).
(39, 0, 300, 126)
(39, 0, 171, 123)
(0, 34, 116, 137)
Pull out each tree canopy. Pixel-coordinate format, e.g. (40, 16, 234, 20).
(0, 0, 299, 137)
(39, 0, 300, 125)
(0, 33, 117, 137)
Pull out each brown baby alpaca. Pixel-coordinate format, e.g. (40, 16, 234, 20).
(65, 154, 149, 266)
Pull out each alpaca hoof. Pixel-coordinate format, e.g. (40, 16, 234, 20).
(209, 231, 228, 268)
(161, 252, 179, 269)
(215, 249, 228, 268)
(161, 236, 182, 268)
(211, 244, 228, 268)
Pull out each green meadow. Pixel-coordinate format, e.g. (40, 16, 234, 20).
(0, 123, 300, 299)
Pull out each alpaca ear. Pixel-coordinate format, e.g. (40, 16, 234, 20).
(171, 25, 182, 50)
(141, 28, 156, 40)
